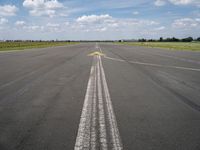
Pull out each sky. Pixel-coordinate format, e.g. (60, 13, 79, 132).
(0, 0, 200, 40)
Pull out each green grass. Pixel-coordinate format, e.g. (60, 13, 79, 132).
(0, 41, 79, 51)
(118, 42, 200, 51)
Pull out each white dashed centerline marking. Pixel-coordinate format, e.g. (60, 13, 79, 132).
(74, 48, 123, 150)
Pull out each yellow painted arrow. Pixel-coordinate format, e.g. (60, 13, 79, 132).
(88, 51, 105, 56)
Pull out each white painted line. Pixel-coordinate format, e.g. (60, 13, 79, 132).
(99, 56, 123, 150)
(166, 65, 200, 72)
(74, 57, 96, 150)
(99, 47, 103, 53)
(90, 56, 97, 150)
(95, 42, 99, 49)
(154, 53, 200, 65)
(105, 55, 200, 72)
(97, 55, 108, 150)
(104, 56, 125, 62)
(75, 48, 123, 149)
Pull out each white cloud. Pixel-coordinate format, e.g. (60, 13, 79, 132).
(95, 27, 107, 32)
(0, 5, 18, 16)
(195, 18, 200, 22)
(47, 23, 60, 28)
(23, 25, 44, 32)
(73, 14, 160, 35)
(148, 21, 160, 25)
(26, 25, 41, 30)
(76, 14, 158, 27)
(76, 14, 112, 24)
(154, 0, 200, 6)
(175, 0, 200, 7)
(16, 23, 61, 33)
(75, 14, 119, 32)
(1, 13, 166, 40)
(59, 13, 68, 17)
(82, 27, 107, 32)
(133, 11, 139, 15)
(169, 0, 195, 5)
(23, 0, 63, 17)
(15, 21, 26, 26)
(108, 23, 119, 27)
(0, 18, 8, 25)
(154, 0, 166, 6)
(45, 23, 63, 32)
(154, 26, 166, 30)
(4, 13, 160, 38)
(172, 18, 200, 28)
(64, 22, 70, 26)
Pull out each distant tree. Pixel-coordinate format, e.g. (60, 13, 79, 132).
(182, 37, 193, 42)
(148, 39, 152, 42)
(197, 37, 200, 41)
(163, 37, 180, 42)
(148, 39, 156, 42)
(165, 38, 171, 42)
(138, 38, 146, 42)
(118, 40, 122, 42)
(172, 37, 179, 42)
(159, 37, 163, 42)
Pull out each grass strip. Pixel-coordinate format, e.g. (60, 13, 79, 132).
(117, 42, 200, 51)
(0, 42, 79, 51)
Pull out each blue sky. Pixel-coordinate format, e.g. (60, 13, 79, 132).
(0, 0, 199, 40)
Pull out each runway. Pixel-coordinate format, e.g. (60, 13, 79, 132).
(0, 43, 200, 150)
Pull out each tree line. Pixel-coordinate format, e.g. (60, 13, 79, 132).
(138, 37, 200, 42)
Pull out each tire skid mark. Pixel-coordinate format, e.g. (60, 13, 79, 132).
(0, 50, 83, 104)
(0, 49, 82, 91)
(105, 48, 200, 113)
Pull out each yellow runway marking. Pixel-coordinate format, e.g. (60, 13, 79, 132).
(88, 51, 105, 56)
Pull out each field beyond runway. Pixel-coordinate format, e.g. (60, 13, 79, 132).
(0, 41, 78, 51)
(0, 43, 200, 150)
(119, 42, 200, 51)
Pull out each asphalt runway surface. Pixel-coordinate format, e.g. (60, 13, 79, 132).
(0, 43, 200, 150)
